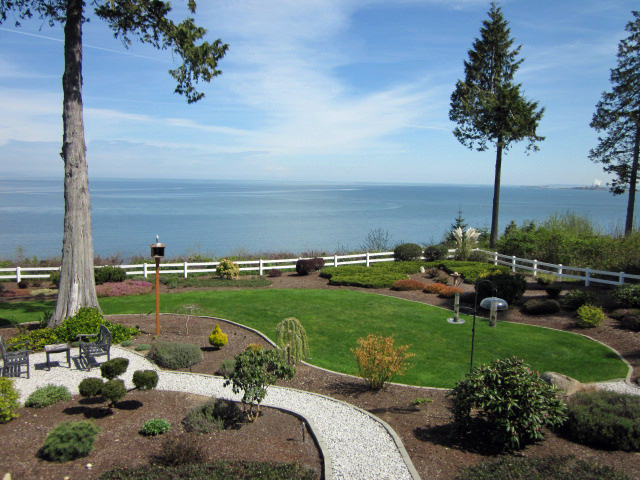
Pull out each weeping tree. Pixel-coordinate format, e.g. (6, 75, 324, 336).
(0, 1, 228, 326)
(276, 317, 310, 366)
(449, 2, 544, 248)
(589, 11, 640, 235)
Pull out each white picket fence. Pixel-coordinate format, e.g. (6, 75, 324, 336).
(477, 249, 640, 287)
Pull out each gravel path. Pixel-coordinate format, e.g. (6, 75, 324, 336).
(10, 347, 419, 480)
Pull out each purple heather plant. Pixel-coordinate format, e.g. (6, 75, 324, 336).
(96, 280, 152, 297)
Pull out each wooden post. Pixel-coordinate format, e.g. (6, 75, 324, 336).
(155, 257, 161, 335)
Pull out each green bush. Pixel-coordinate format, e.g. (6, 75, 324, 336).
(427, 260, 510, 284)
(120, 340, 133, 347)
(94, 265, 126, 285)
(148, 341, 203, 369)
(577, 304, 605, 328)
(6, 327, 59, 352)
(132, 370, 159, 390)
(102, 379, 127, 406)
(522, 298, 561, 315)
(217, 358, 236, 376)
(394, 243, 423, 261)
(100, 357, 130, 380)
(456, 455, 631, 480)
(564, 391, 640, 451)
(78, 377, 104, 397)
(39, 421, 100, 462)
(0, 377, 20, 423)
(545, 283, 563, 298)
(49, 270, 60, 287)
(476, 272, 527, 305)
(612, 284, 640, 308)
(139, 418, 171, 436)
(423, 244, 449, 262)
(449, 357, 567, 450)
(135, 343, 151, 351)
(183, 398, 244, 433)
(536, 273, 558, 286)
(25, 384, 72, 408)
(619, 313, 640, 331)
(563, 289, 598, 309)
(53, 307, 139, 345)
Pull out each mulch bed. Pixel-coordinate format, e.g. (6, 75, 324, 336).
(1, 272, 640, 479)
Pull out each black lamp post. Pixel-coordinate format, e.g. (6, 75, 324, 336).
(150, 236, 165, 335)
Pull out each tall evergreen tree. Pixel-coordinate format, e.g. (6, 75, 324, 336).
(0, 1, 228, 326)
(449, 2, 544, 248)
(589, 11, 640, 235)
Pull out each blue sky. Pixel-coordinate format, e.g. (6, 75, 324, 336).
(0, 0, 637, 186)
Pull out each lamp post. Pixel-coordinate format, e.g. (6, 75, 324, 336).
(150, 236, 165, 335)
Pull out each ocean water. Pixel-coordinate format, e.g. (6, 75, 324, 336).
(0, 178, 633, 261)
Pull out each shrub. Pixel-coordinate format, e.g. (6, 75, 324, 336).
(433, 273, 450, 284)
(216, 259, 240, 279)
(120, 340, 133, 347)
(536, 273, 558, 286)
(423, 244, 449, 262)
(78, 377, 104, 397)
(522, 298, 561, 315)
(577, 304, 605, 328)
(564, 390, 640, 451)
(394, 243, 423, 261)
(140, 418, 171, 436)
(563, 289, 598, 309)
(135, 343, 151, 351)
(437, 285, 464, 298)
(457, 455, 631, 480)
(352, 334, 415, 390)
(423, 283, 447, 295)
(6, 327, 59, 352)
(53, 307, 138, 345)
(148, 341, 203, 369)
(153, 433, 208, 466)
(49, 270, 60, 287)
(132, 370, 159, 390)
(245, 343, 263, 351)
(18, 280, 29, 289)
(276, 317, 310, 365)
(39, 421, 100, 462)
(449, 356, 567, 450)
(94, 265, 126, 285)
(183, 398, 244, 433)
(0, 377, 20, 423)
(619, 313, 640, 331)
(295, 257, 325, 276)
(476, 272, 527, 305)
(612, 284, 640, 308)
(267, 268, 282, 277)
(96, 280, 152, 297)
(545, 283, 563, 298)
(25, 384, 72, 408)
(208, 324, 229, 348)
(217, 358, 236, 376)
(100, 357, 130, 380)
(102, 379, 127, 406)
(391, 279, 426, 291)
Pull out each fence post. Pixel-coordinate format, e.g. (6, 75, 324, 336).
(366, 252, 370, 267)
(493, 252, 498, 266)
(558, 264, 563, 280)
(619, 271, 625, 285)
(143, 263, 148, 278)
(259, 259, 264, 276)
(184, 262, 188, 279)
(16, 266, 21, 283)
(511, 256, 516, 273)
(334, 254, 338, 267)
(533, 260, 538, 277)
(585, 267, 591, 287)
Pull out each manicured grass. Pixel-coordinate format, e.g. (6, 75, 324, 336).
(0, 300, 54, 326)
(98, 289, 628, 388)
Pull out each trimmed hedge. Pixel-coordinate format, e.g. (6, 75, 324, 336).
(148, 341, 203, 369)
(522, 298, 561, 315)
(394, 243, 423, 261)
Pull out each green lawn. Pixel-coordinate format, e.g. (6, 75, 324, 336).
(1, 289, 628, 388)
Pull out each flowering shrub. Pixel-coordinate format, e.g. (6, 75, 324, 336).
(352, 334, 414, 390)
(96, 280, 152, 297)
(391, 279, 426, 291)
(216, 259, 240, 279)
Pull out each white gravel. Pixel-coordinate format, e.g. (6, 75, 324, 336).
(9, 347, 418, 480)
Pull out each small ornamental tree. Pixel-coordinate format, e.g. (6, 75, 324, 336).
(276, 317, 310, 365)
(223, 348, 295, 421)
(216, 259, 240, 279)
(449, 357, 567, 450)
(352, 334, 415, 390)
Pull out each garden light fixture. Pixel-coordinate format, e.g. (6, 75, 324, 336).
(150, 235, 165, 335)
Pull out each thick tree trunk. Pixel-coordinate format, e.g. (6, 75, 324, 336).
(50, 0, 100, 327)
(490, 142, 503, 248)
(624, 121, 640, 235)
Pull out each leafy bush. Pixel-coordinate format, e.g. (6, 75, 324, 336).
(100, 357, 130, 380)
(135, 343, 151, 351)
(423, 244, 449, 262)
(102, 379, 127, 406)
(39, 421, 100, 462)
(456, 455, 631, 480)
(18, 280, 29, 289)
(476, 272, 527, 305)
(96, 280, 152, 297)
(295, 257, 325, 276)
(563, 289, 598, 309)
(276, 317, 310, 365)
(79, 377, 104, 397)
(216, 259, 240, 279)
(148, 341, 203, 369)
(536, 273, 558, 286)
(394, 243, 423, 261)
(619, 312, 640, 331)
(183, 398, 244, 433)
(390, 279, 426, 291)
(612, 284, 640, 308)
(53, 307, 139, 345)
(153, 434, 208, 466)
(120, 340, 133, 347)
(352, 334, 414, 390)
(140, 418, 171, 436)
(132, 370, 159, 390)
(433, 274, 450, 284)
(25, 384, 71, 408)
(545, 283, 563, 298)
(49, 270, 60, 287)
(522, 298, 561, 315)
(564, 390, 640, 451)
(0, 377, 20, 423)
(6, 327, 59, 352)
(217, 358, 235, 376)
(94, 265, 126, 285)
(267, 268, 282, 278)
(208, 324, 229, 348)
(449, 357, 567, 450)
(577, 304, 605, 328)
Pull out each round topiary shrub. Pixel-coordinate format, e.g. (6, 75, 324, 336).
(148, 341, 203, 369)
(576, 304, 605, 328)
(132, 370, 159, 390)
(562, 289, 597, 310)
(423, 244, 449, 262)
(545, 283, 562, 299)
(208, 324, 229, 348)
(449, 356, 567, 450)
(619, 312, 640, 331)
(476, 272, 527, 305)
(102, 379, 126, 406)
(522, 298, 561, 315)
(391, 279, 426, 291)
(565, 390, 640, 451)
(140, 418, 171, 436)
(39, 421, 100, 462)
(78, 377, 104, 397)
(25, 384, 72, 408)
(393, 243, 423, 261)
(0, 377, 20, 423)
(100, 357, 130, 380)
(183, 398, 244, 433)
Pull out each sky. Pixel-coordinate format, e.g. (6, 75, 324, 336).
(0, 0, 638, 186)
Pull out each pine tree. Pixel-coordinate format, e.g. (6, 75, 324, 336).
(449, 2, 544, 248)
(0, 1, 227, 326)
(589, 11, 640, 235)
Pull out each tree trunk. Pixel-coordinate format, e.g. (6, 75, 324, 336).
(490, 142, 503, 248)
(624, 121, 640, 235)
(50, 0, 100, 327)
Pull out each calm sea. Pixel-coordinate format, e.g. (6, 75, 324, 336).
(0, 178, 634, 261)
